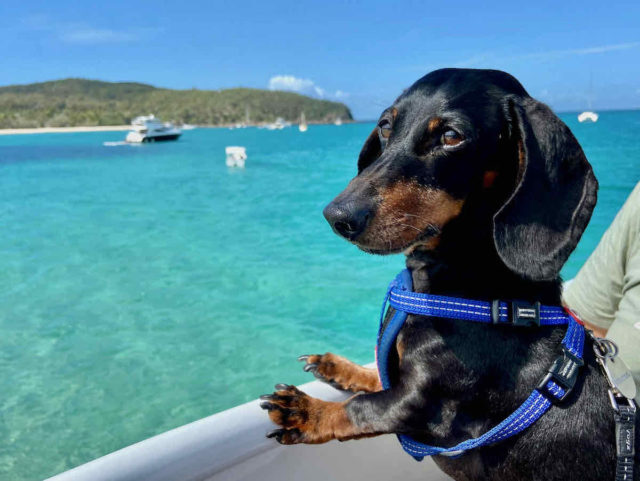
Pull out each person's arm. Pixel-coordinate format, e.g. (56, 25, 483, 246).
(563, 182, 640, 386)
(562, 190, 633, 333)
(580, 318, 608, 339)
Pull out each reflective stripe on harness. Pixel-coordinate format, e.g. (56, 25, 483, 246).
(376, 269, 585, 461)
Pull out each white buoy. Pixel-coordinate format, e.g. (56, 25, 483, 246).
(225, 146, 247, 168)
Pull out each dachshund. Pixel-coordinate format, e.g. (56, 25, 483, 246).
(260, 68, 638, 481)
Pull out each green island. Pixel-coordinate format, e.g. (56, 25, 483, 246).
(0, 78, 353, 129)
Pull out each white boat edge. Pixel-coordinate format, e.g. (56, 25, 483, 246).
(45, 363, 450, 481)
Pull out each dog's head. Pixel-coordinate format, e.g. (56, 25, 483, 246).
(324, 68, 597, 281)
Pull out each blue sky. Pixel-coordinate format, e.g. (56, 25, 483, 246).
(1, 0, 639, 119)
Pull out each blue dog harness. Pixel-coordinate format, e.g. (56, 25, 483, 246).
(376, 269, 586, 461)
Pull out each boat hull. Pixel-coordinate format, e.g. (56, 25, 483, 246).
(126, 132, 181, 143)
(142, 134, 181, 142)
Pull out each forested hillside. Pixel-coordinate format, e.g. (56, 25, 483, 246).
(0, 79, 353, 128)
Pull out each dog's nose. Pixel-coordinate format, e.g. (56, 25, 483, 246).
(323, 202, 371, 240)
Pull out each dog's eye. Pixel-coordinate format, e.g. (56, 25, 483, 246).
(378, 120, 392, 139)
(442, 129, 463, 147)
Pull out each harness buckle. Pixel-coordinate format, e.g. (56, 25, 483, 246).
(537, 347, 584, 402)
(511, 301, 541, 327)
(490, 300, 541, 326)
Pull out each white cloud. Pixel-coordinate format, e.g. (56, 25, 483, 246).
(451, 41, 640, 68)
(514, 42, 640, 62)
(60, 28, 138, 44)
(269, 75, 316, 93)
(21, 15, 154, 45)
(268, 75, 347, 101)
(562, 42, 640, 55)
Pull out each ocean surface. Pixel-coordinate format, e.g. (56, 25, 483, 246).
(1, 111, 639, 480)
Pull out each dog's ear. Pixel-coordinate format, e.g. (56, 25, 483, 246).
(493, 97, 598, 281)
(357, 128, 381, 173)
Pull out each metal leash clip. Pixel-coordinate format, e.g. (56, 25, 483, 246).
(608, 389, 637, 413)
(590, 331, 637, 402)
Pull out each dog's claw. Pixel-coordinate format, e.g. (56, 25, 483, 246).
(303, 363, 318, 372)
(265, 428, 303, 444)
(274, 383, 290, 391)
(266, 429, 282, 439)
(297, 355, 310, 362)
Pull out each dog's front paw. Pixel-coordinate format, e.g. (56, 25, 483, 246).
(298, 353, 381, 393)
(260, 383, 344, 444)
(298, 353, 347, 390)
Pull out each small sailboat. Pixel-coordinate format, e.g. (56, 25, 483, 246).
(298, 112, 308, 132)
(578, 74, 598, 123)
(334, 117, 343, 126)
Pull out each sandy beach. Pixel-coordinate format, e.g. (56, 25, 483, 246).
(0, 125, 131, 135)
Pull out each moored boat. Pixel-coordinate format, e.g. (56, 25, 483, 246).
(578, 75, 598, 123)
(578, 111, 599, 123)
(265, 117, 290, 130)
(225, 146, 247, 168)
(125, 115, 182, 143)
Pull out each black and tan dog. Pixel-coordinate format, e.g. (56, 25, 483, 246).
(260, 69, 638, 480)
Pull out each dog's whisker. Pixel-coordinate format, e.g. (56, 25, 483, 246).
(398, 223, 422, 233)
(390, 209, 420, 219)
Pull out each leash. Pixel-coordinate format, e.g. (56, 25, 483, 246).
(588, 331, 637, 481)
(377, 269, 636, 477)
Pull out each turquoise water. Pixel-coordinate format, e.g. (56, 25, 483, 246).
(1, 112, 639, 480)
